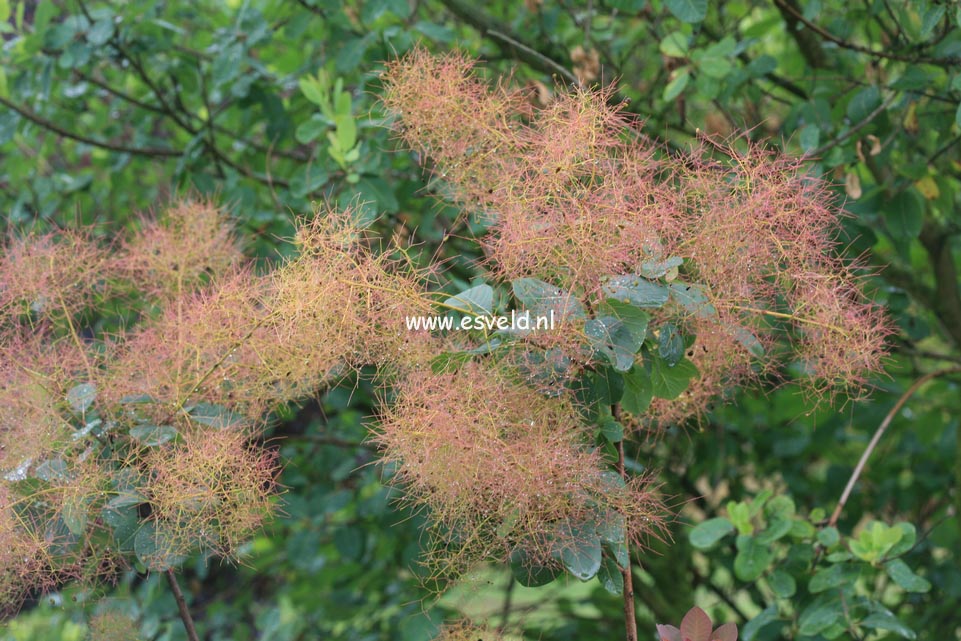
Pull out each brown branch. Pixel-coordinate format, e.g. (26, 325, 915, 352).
(828, 366, 961, 527)
(165, 569, 201, 641)
(613, 404, 637, 641)
(774, 0, 961, 65)
(773, 0, 828, 69)
(437, 0, 580, 87)
(0, 94, 181, 157)
(803, 92, 896, 159)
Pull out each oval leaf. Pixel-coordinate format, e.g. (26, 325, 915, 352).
(689, 517, 735, 549)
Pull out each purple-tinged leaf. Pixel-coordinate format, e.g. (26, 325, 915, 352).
(656, 624, 682, 641)
(712, 622, 738, 641)
(681, 607, 714, 641)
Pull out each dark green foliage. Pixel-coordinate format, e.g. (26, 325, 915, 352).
(2, 0, 960, 639)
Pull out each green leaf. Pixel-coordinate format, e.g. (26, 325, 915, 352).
(698, 57, 733, 79)
(444, 284, 493, 316)
(333, 114, 357, 152)
(886, 522, 917, 558)
(134, 522, 186, 571)
(861, 610, 917, 640)
(887, 188, 924, 244)
(768, 569, 796, 598)
(603, 538, 629, 568)
(665, 0, 707, 23)
(591, 367, 625, 406)
(597, 415, 624, 443)
(647, 354, 698, 400)
(356, 176, 399, 214)
(920, 5, 946, 38)
(846, 85, 881, 122)
(510, 548, 561, 587)
(129, 424, 178, 447)
(659, 31, 689, 57)
(86, 18, 114, 46)
(734, 535, 773, 581)
(884, 558, 931, 593)
(558, 521, 602, 581)
(639, 256, 683, 279)
(727, 500, 753, 535)
(187, 403, 244, 429)
(657, 323, 684, 366)
(663, 68, 691, 101)
(34, 0, 58, 34)
(809, 563, 858, 593)
(597, 299, 650, 347)
(799, 124, 820, 153)
(798, 594, 844, 636)
(595, 508, 626, 545)
(586, 316, 639, 372)
(294, 115, 328, 144)
(598, 555, 624, 594)
(299, 76, 326, 107)
(430, 351, 472, 374)
(62, 496, 87, 536)
(513, 278, 586, 321)
(742, 605, 779, 641)
(102, 504, 139, 552)
(669, 283, 716, 318)
(817, 526, 840, 548)
(756, 516, 793, 544)
(621, 365, 653, 415)
(66, 383, 97, 413)
(689, 517, 735, 549)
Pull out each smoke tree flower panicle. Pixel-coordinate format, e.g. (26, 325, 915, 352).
(141, 428, 277, 566)
(0, 229, 108, 323)
(381, 49, 890, 423)
(119, 199, 244, 302)
(375, 359, 666, 577)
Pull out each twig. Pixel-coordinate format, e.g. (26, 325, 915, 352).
(438, 0, 580, 86)
(613, 404, 637, 641)
(803, 93, 896, 159)
(773, 0, 828, 68)
(0, 95, 180, 157)
(827, 366, 961, 527)
(773, 0, 961, 65)
(498, 569, 515, 632)
(165, 569, 201, 641)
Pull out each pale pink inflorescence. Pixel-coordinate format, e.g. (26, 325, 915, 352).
(0, 330, 91, 468)
(141, 428, 277, 567)
(382, 49, 890, 427)
(0, 201, 438, 614)
(118, 199, 244, 302)
(0, 229, 108, 322)
(376, 359, 665, 577)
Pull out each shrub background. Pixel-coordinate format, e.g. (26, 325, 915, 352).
(2, 1, 960, 639)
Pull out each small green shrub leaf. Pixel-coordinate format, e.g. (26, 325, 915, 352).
(598, 555, 624, 594)
(601, 275, 669, 308)
(885, 558, 931, 593)
(734, 535, 773, 581)
(665, 0, 707, 23)
(689, 517, 734, 549)
(558, 521, 602, 580)
(768, 569, 796, 598)
(129, 424, 178, 446)
(443, 283, 493, 316)
(66, 383, 97, 413)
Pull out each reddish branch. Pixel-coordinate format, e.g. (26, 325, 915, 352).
(828, 366, 961, 527)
